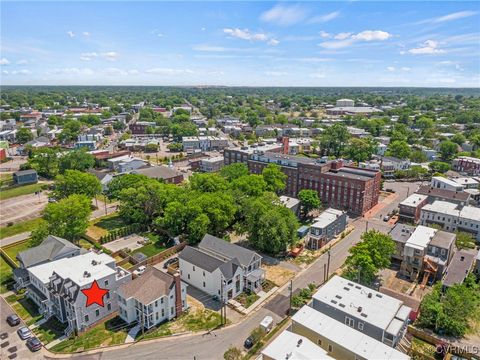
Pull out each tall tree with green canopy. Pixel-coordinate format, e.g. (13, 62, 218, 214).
(345, 137, 377, 163)
(262, 163, 287, 193)
(59, 149, 96, 173)
(344, 230, 395, 285)
(118, 180, 166, 224)
(189, 173, 228, 193)
(298, 189, 321, 219)
(231, 175, 267, 197)
(53, 170, 101, 199)
(42, 194, 92, 242)
(16, 127, 34, 144)
(27, 147, 60, 178)
(107, 173, 151, 199)
(387, 140, 411, 159)
(320, 124, 350, 157)
(220, 163, 249, 181)
(438, 140, 458, 161)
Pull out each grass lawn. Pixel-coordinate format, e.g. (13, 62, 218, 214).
(236, 292, 260, 309)
(86, 213, 125, 241)
(0, 183, 44, 201)
(141, 321, 172, 340)
(78, 238, 94, 250)
(3, 239, 33, 265)
(0, 173, 13, 187)
(0, 256, 14, 294)
(131, 233, 170, 258)
(10, 294, 43, 326)
(0, 218, 46, 239)
(50, 317, 129, 353)
(33, 317, 68, 344)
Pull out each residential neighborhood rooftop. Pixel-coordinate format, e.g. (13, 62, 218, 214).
(443, 249, 479, 287)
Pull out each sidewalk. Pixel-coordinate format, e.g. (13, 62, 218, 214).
(0, 231, 31, 247)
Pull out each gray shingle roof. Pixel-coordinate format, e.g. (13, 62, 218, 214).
(119, 268, 175, 304)
(443, 249, 478, 287)
(16, 235, 80, 268)
(198, 234, 261, 268)
(179, 246, 226, 273)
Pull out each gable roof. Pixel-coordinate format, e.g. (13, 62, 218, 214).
(17, 235, 81, 268)
(179, 246, 225, 273)
(119, 268, 175, 304)
(198, 234, 261, 268)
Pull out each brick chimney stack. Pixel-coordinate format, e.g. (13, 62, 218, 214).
(174, 272, 183, 317)
(282, 137, 290, 155)
(330, 160, 343, 170)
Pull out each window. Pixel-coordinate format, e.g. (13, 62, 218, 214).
(106, 292, 110, 300)
(107, 303, 111, 311)
(358, 322, 364, 331)
(328, 345, 333, 352)
(105, 280, 109, 286)
(193, 266, 196, 271)
(171, 307, 174, 314)
(156, 313, 158, 320)
(345, 316, 354, 327)
(155, 301, 158, 307)
(203, 282, 206, 288)
(84, 315, 89, 322)
(188, 274, 190, 280)
(95, 309, 100, 317)
(162, 309, 165, 317)
(203, 271, 205, 277)
(317, 339, 322, 346)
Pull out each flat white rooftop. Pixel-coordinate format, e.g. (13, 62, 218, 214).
(432, 176, 462, 188)
(261, 330, 333, 360)
(405, 225, 437, 251)
(400, 194, 428, 208)
(312, 275, 408, 331)
(422, 201, 480, 222)
(292, 306, 410, 360)
(311, 208, 344, 229)
(29, 252, 116, 286)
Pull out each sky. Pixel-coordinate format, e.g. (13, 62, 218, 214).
(1, 1, 479, 87)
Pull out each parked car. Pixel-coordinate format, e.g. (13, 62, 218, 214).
(383, 215, 390, 222)
(244, 336, 254, 349)
(6, 314, 20, 326)
(163, 257, 179, 269)
(17, 326, 32, 340)
(48, 197, 57, 203)
(133, 265, 147, 276)
(26, 337, 42, 352)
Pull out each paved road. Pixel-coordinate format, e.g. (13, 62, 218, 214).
(0, 296, 45, 360)
(41, 182, 415, 359)
(0, 193, 49, 227)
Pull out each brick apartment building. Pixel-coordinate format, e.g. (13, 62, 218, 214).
(247, 152, 381, 216)
(452, 156, 480, 176)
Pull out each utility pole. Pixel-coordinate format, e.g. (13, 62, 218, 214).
(104, 194, 108, 215)
(220, 279, 223, 326)
(288, 280, 293, 316)
(323, 263, 327, 283)
(223, 280, 227, 326)
(326, 249, 331, 280)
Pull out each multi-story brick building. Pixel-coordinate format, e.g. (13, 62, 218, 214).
(452, 156, 480, 176)
(247, 152, 381, 216)
(223, 142, 283, 166)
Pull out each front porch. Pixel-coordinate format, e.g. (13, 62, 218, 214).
(245, 268, 265, 294)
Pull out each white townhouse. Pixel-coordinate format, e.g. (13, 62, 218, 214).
(117, 268, 187, 329)
(27, 252, 131, 336)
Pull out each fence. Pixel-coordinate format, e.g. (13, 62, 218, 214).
(129, 242, 186, 272)
(99, 224, 147, 244)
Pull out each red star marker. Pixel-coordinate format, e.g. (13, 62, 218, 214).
(81, 280, 109, 307)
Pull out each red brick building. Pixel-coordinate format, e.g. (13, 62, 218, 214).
(247, 152, 381, 216)
(452, 156, 480, 176)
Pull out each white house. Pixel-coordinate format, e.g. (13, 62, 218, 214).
(179, 234, 264, 301)
(107, 155, 147, 173)
(26, 252, 131, 336)
(431, 176, 464, 192)
(117, 268, 187, 329)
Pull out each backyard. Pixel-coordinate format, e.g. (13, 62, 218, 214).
(50, 316, 129, 353)
(0, 183, 44, 201)
(2, 239, 33, 265)
(0, 256, 14, 293)
(131, 233, 170, 258)
(86, 213, 127, 241)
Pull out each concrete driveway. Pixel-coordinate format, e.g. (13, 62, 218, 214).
(103, 234, 146, 253)
(0, 297, 44, 360)
(0, 193, 49, 227)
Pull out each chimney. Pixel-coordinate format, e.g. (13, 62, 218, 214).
(330, 160, 343, 171)
(174, 272, 183, 317)
(282, 137, 290, 155)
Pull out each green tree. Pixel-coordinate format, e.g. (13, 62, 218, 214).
(220, 163, 249, 181)
(189, 173, 228, 193)
(16, 127, 34, 144)
(344, 230, 395, 285)
(29, 221, 49, 247)
(231, 175, 267, 197)
(409, 150, 427, 163)
(118, 180, 166, 224)
(28, 147, 60, 178)
(107, 174, 151, 199)
(262, 163, 287, 193)
(320, 124, 350, 157)
(58, 149, 95, 173)
(455, 232, 476, 250)
(387, 140, 411, 159)
(345, 137, 377, 163)
(59, 120, 82, 143)
(438, 140, 458, 161)
(451, 133, 466, 146)
(298, 189, 321, 218)
(429, 161, 450, 173)
(54, 170, 101, 199)
(42, 194, 92, 242)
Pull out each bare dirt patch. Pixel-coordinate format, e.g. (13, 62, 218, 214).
(264, 265, 295, 286)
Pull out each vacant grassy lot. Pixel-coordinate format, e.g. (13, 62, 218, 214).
(50, 317, 129, 353)
(3, 239, 33, 265)
(0, 173, 13, 187)
(0, 256, 14, 293)
(86, 213, 125, 241)
(0, 218, 45, 239)
(0, 183, 44, 200)
(131, 233, 170, 258)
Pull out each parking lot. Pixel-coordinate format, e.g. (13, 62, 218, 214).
(0, 297, 44, 360)
(0, 193, 48, 227)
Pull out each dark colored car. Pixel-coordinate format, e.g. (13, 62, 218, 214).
(244, 336, 254, 349)
(383, 215, 390, 222)
(163, 257, 179, 269)
(17, 326, 32, 340)
(6, 314, 20, 327)
(26, 337, 42, 352)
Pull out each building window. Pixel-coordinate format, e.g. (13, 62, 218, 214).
(318, 339, 322, 346)
(162, 309, 165, 317)
(95, 309, 100, 317)
(155, 301, 158, 307)
(328, 345, 333, 352)
(107, 303, 111, 311)
(345, 316, 354, 327)
(105, 280, 109, 286)
(171, 307, 174, 314)
(188, 274, 190, 280)
(106, 292, 110, 300)
(84, 315, 89, 322)
(358, 322, 364, 331)
(161, 298, 164, 304)
(193, 266, 195, 271)
(203, 282, 206, 288)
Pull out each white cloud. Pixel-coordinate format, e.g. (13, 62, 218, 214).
(0, 58, 10, 65)
(310, 72, 326, 79)
(11, 69, 31, 75)
(334, 32, 351, 40)
(407, 40, 445, 55)
(308, 11, 340, 24)
(82, 32, 90, 37)
(49, 68, 94, 75)
(101, 52, 120, 61)
(80, 52, 98, 61)
(16, 59, 28, 65)
(386, 66, 396, 71)
(223, 28, 278, 45)
(319, 31, 331, 39)
(145, 68, 194, 75)
(2, 70, 9, 75)
(401, 67, 411, 71)
(201, 27, 206, 31)
(319, 30, 392, 49)
(260, 4, 307, 26)
(67, 31, 75, 38)
(429, 11, 477, 24)
(351, 30, 392, 41)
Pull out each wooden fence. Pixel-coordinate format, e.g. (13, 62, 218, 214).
(129, 242, 186, 272)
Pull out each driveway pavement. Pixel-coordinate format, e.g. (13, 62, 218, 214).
(0, 296, 44, 360)
(0, 193, 49, 227)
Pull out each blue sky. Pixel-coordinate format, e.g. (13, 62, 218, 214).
(1, 1, 479, 87)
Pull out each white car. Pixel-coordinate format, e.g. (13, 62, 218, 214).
(133, 266, 147, 276)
